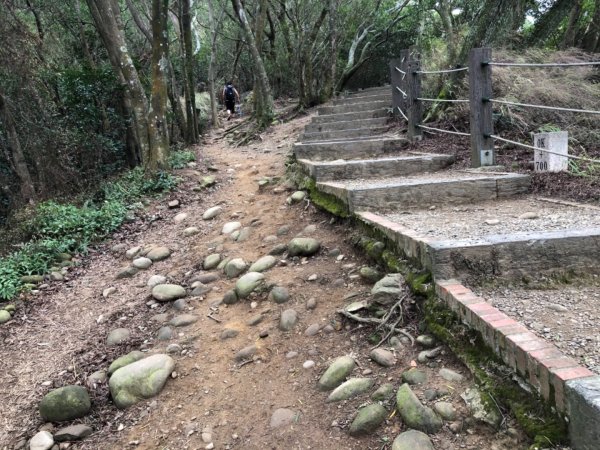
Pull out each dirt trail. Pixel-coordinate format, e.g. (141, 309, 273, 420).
(2, 113, 532, 450)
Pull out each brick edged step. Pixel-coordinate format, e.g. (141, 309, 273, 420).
(304, 117, 389, 133)
(317, 172, 531, 211)
(318, 100, 389, 115)
(333, 93, 389, 106)
(298, 152, 454, 181)
(293, 137, 408, 161)
(299, 126, 391, 142)
(311, 108, 389, 124)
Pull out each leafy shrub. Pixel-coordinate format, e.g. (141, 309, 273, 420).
(169, 150, 196, 169)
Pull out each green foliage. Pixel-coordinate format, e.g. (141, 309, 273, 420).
(0, 169, 178, 301)
(168, 150, 196, 169)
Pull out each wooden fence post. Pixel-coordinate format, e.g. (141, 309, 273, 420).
(390, 57, 403, 117)
(469, 47, 494, 167)
(406, 51, 422, 141)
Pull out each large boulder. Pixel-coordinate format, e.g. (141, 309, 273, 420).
(109, 354, 175, 409)
(287, 238, 320, 257)
(39, 386, 91, 422)
(396, 384, 442, 434)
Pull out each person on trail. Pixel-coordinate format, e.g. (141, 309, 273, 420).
(222, 81, 240, 121)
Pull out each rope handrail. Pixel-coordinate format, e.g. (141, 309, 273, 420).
(396, 106, 408, 121)
(489, 98, 600, 115)
(415, 67, 468, 74)
(395, 86, 407, 97)
(487, 61, 600, 68)
(489, 134, 600, 164)
(417, 97, 469, 104)
(417, 124, 470, 137)
(394, 66, 406, 75)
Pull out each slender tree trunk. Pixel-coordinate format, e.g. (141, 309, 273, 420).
(527, 0, 573, 47)
(167, 58, 186, 141)
(0, 91, 36, 203)
(327, 0, 338, 97)
(561, 0, 584, 49)
(207, 0, 220, 127)
(232, 0, 273, 127)
(86, 0, 151, 165)
(582, 0, 600, 51)
(148, 0, 170, 171)
(180, 0, 199, 143)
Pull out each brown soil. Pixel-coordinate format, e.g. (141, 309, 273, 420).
(2, 112, 547, 450)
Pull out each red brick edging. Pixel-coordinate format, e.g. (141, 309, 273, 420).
(435, 280, 595, 413)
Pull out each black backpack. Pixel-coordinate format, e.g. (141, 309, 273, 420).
(225, 85, 235, 102)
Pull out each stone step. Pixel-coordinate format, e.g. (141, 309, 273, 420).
(317, 100, 389, 116)
(299, 126, 391, 142)
(333, 93, 390, 106)
(357, 197, 600, 281)
(304, 117, 389, 133)
(311, 108, 389, 124)
(298, 152, 455, 181)
(345, 85, 390, 96)
(317, 171, 531, 212)
(294, 137, 408, 162)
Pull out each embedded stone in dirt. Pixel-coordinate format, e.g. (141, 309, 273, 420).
(289, 191, 306, 203)
(224, 258, 248, 278)
(391, 430, 434, 450)
(263, 235, 278, 243)
(152, 284, 186, 302)
(317, 355, 356, 391)
(168, 200, 180, 209)
(269, 243, 287, 255)
(147, 275, 167, 288)
(519, 211, 539, 220)
(306, 298, 317, 310)
(169, 314, 198, 327)
(303, 360, 315, 369)
(401, 368, 427, 385)
(0, 310, 11, 324)
(222, 221, 242, 234)
(157, 326, 173, 341)
(236, 227, 252, 242)
(87, 370, 107, 388)
(268, 286, 290, 304)
(108, 351, 146, 375)
(173, 213, 188, 223)
(247, 314, 263, 326)
(173, 299, 188, 311)
(304, 323, 320, 336)
(277, 225, 290, 236)
(327, 378, 375, 403)
(39, 385, 91, 422)
(106, 328, 131, 346)
(439, 368, 465, 382)
(200, 175, 216, 188)
(193, 273, 220, 284)
(360, 266, 382, 283)
(220, 328, 239, 340)
(235, 272, 266, 298)
(348, 403, 387, 436)
(203, 253, 222, 270)
(396, 384, 442, 434)
(132, 257, 152, 269)
(371, 273, 404, 305)
(372, 383, 395, 401)
(461, 388, 501, 427)
(433, 401, 457, 421)
(102, 287, 116, 298)
(166, 344, 182, 354)
(116, 266, 138, 279)
(146, 246, 171, 262)
(29, 431, 54, 450)
(151, 313, 170, 323)
(370, 348, 396, 367)
(270, 408, 298, 429)
(54, 424, 93, 442)
(301, 224, 317, 235)
(202, 206, 222, 220)
(248, 255, 277, 273)
(485, 219, 500, 226)
(126, 246, 142, 259)
(279, 309, 298, 331)
(217, 256, 231, 270)
(416, 335, 436, 348)
(183, 227, 200, 237)
(190, 283, 211, 296)
(222, 289, 239, 305)
(234, 345, 257, 361)
(109, 354, 175, 409)
(287, 237, 320, 257)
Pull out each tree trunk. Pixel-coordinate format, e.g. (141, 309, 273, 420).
(561, 0, 584, 49)
(299, 6, 329, 108)
(582, 0, 600, 51)
(86, 0, 151, 165)
(207, 0, 220, 128)
(232, 0, 274, 127)
(180, 0, 199, 144)
(147, 0, 170, 171)
(167, 58, 186, 142)
(326, 0, 339, 97)
(0, 91, 36, 203)
(527, 0, 573, 47)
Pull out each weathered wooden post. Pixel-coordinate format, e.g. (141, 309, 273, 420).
(406, 51, 422, 141)
(389, 57, 403, 117)
(469, 47, 494, 167)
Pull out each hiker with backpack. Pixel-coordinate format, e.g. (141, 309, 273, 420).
(222, 81, 240, 121)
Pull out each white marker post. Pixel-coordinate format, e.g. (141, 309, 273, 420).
(533, 131, 569, 172)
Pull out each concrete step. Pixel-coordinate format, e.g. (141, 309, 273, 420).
(333, 93, 390, 106)
(298, 152, 454, 181)
(304, 117, 389, 133)
(317, 171, 531, 212)
(357, 197, 600, 281)
(345, 85, 390, 96)
(318, 100, 389, 116)
(293, 137, 408, 162)
(311, 108, 389, 124)
(299, 126, 391, 142)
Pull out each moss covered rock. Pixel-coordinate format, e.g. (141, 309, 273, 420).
(317, 355, 356, 391)
(348, 403, 387, 436)
(39, 386, 91, 422)
(396, 384, 442, 434)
